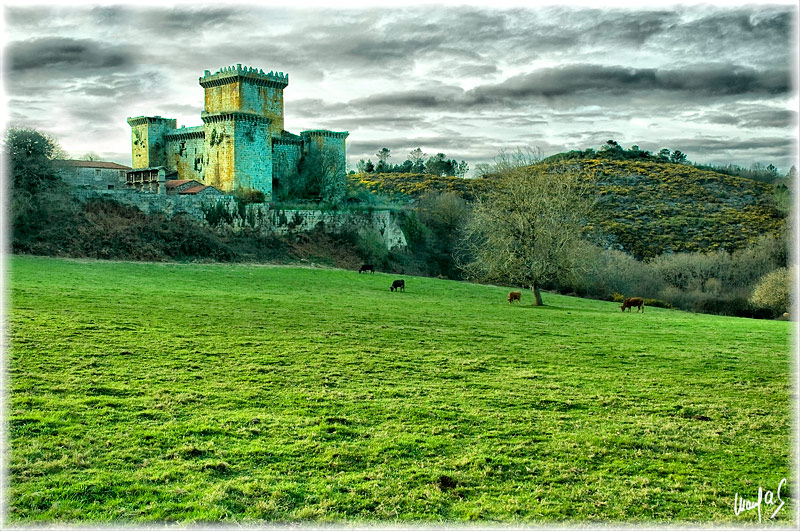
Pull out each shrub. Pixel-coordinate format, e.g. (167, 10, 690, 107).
(235, 187, 265, 205)
(750, 267, 793, 316)
(202, 201, 234, 227)
(579, 247, 660, 300)
(356, 228, 389, 266)
(693, 297, 753, 317)
(643, 298, 672, 309)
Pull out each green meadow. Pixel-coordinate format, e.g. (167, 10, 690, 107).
(6, 255, 794, 524)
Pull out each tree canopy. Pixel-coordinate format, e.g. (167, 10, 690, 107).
(5, 127, 65, 194)
(459, 165, 594, 305)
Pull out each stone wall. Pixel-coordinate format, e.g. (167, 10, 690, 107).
(233, 118, 273, 197)
(73, 189, 407, 250)
(202, 119, 236, 192)
(73, 189, 235, 218)
(266, 208, 407, 249)
(57, 166, 128, 190)
(165, 128, 205, 182)
(272, 139, 302, 183)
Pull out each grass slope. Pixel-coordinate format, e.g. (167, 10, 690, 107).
(7, 255, 794, 524)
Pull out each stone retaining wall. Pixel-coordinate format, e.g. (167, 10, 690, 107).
(73, 189, 407, 250)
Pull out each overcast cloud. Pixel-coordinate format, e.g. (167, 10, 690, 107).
(2, 1, 798, 173)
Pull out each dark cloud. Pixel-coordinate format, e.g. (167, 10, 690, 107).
(286, 99, 350, 120)
(647, 8, 794, 70)
(317, 116, 425, 131)
(703, 109, 796, 129)
(6, 37, 135, 73)
(349, 85, 466, 109)
(468, 63, 790, 104)
(338, 62, 791, 117)
(119, 6, 242, 33)
(667, 136, 795, 153)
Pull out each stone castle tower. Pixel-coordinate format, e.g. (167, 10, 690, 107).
(127, 64, 348, 200)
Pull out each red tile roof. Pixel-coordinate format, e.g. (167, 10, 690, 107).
(56, 160, 132, 170)
(165, 179, 199, 188)
(179, 185, 209, 195)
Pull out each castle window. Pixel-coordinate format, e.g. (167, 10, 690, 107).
(95, 169, 102, 175)
(108, 185, 115, 190)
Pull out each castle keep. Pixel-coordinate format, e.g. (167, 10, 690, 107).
(127, 64, 348, 200)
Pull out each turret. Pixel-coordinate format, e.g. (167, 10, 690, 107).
(127, 116, 177, 168)
(301, 130, 349, 168)
(199, 64, 288, 136)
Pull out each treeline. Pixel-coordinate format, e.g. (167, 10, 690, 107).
(542, 140, 689, 165)
(355, 147, 469, 177)
(542, 139, 792, 184)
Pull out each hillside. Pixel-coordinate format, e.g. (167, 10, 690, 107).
(8, 256, 792, 523)
(351, 159, 786, 259)
(555, 158, 786, 259)
(349, 172, 491, 203)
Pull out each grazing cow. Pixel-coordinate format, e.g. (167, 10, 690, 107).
(359, 264, 375, 274)
(390, 279, 405, 292)
(508, 291, 521, 304)
(621, 297, 645, 312)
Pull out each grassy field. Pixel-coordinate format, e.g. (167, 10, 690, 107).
(6, 255, 795, 524)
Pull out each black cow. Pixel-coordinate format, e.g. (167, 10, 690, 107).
(359, 264, 375, 274)
(390, 279, 405, 292)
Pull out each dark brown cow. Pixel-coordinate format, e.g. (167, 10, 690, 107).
(390, 279, 405, 292)
(621, 297, 644, 312)
(359, 264, 375, 274)
(508, 291, 521, 304)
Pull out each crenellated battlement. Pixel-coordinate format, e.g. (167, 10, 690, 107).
(201, 112, 273, 125)
(199, 63, 288, 89)
(165, 126, 205, 141)
(300, 130, 350, 139)
(127, 115, 177, 128)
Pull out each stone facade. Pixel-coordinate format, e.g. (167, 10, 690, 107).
(55, 160, 132, 190)
(128, 64, 348, 201)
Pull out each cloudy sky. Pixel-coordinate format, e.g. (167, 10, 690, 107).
(2, 0, 798, 174)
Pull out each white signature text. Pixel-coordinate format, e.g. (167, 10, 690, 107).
(734, 478, 786, 523)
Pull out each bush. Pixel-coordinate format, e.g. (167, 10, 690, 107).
(355, 228, 389, 266)
(693, 297, 753, 317)
(235, 188, 265, 204)
(579, 247, 660, 300)
(750, 267, 793, 316)
(643, 298, 673, 309)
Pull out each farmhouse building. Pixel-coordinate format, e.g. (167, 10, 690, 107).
(55, 160, 132, 190)
(126, 64, 348, 201)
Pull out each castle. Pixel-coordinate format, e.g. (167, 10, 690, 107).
(126, 64, 348, 200)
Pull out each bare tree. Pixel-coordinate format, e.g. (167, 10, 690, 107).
(459, 165, 593, 305)
(475, 146, 544, 177)
(297, 146, 346, 203)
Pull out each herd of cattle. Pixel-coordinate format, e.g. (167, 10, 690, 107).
(359, 264, 645, 312)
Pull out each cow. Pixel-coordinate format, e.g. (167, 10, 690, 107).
(508, 291, 521, 304)
(390, 279, 405, 292)
(359, 264, 375, 274)
(621, 297, 644, 312)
